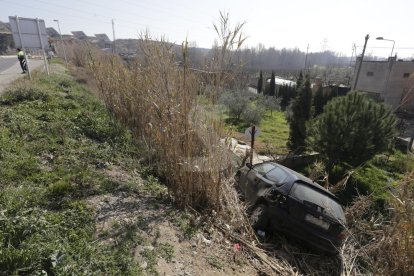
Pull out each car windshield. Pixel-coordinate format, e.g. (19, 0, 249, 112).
(290, 182, 345, 222)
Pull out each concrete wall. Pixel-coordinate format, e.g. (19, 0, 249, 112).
(386, 62, 414, 110)
(353, 58, 414, 111)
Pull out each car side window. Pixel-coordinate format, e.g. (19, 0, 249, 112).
(265, 166, 289, 183)
(254, 163, 275, 176)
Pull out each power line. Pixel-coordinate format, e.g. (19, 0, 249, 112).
(2, 0, 189, 40)
(68, 0, 205, 34)
(2, 0, 110, 26)
(356, 46, 414, 50)
(116, 0, 209, 26)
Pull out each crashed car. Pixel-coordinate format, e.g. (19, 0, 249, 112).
(235, 161, 347, 254)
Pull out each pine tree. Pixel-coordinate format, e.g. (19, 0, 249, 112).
(269, 71, 276, 96)
(307, 92, 397, 174)
(257, 70, 263, 94)
(287, 75, 313, 153)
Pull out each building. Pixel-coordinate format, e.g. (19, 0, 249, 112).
(71, 31, 88, 40)
(353, 57, 414, 111)
(46, 27, 60, 38)
(0, 21, 13, 53)
(95, 34, 112, 49)
(266, 76, 296, 87)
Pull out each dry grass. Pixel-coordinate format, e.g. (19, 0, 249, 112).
(340, 172, 414, 275)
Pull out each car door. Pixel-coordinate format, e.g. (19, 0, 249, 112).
(245, 163, 276, 204)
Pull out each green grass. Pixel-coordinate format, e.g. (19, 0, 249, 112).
(224, 110, 289, 154)
(257, 111, 289, 153)
(0, 73, 143, 274)
(338, 151, 414, 205)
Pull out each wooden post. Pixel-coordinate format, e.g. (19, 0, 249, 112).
(250, 125, 255, 164)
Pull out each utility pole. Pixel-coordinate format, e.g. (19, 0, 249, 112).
(53, 19, 68, 67)
(36, 18, 49, 76)
(349, 43, 355, 67)
(353, 34, 369, 90)
(112, 19, 116, 54)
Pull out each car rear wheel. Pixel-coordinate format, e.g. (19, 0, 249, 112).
(250, 203, 268, 230)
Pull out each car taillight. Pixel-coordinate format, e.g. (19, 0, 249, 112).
(337, 231, 347, 240)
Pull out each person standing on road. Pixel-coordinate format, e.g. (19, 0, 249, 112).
(17, 48, 27, 73)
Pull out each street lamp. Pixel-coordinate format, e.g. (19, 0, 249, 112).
(53, 19, 68, 66)
(376, 37, 396, 98)
(376, 37, 395, 58)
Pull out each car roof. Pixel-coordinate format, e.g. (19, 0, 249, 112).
(263, 162, 338, 199)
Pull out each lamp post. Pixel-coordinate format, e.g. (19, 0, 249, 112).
(53, 19, 68, 66)
(376, 37, 395, 58)
(376, 37, 396, 99)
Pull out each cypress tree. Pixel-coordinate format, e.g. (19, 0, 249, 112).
(280, 85, 289, 111)
(296, 71, 303, 90)
(269, 71, 276, 96)
(287, 74, 313, 153)
(257, 70, 263, 94)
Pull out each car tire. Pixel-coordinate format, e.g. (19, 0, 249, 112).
(250, 203, 268, 230)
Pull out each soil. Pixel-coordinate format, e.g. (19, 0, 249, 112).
(87, 167, 259, 276)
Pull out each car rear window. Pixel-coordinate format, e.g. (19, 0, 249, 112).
(265, 167, 289, 184)
(290, 182, 345, 222)
(254, 163, 275, 175)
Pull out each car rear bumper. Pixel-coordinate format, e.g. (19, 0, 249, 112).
(268, 209, 342, 254)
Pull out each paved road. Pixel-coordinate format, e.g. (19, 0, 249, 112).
(0, 56, 44, 94)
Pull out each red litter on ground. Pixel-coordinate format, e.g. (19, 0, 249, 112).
(233, 243, 241, 251)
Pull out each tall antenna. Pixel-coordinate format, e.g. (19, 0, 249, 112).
(322, 38, 328, 52)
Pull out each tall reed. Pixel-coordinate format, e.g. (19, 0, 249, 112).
(72, 36, 231, 209)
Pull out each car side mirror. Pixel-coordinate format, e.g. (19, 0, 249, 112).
(246, 163, 253, 169)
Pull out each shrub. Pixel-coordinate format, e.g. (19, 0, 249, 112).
(0, 85, 50, 105)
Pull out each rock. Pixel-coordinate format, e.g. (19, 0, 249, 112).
(144, 245, 154, 251)
(140, 261, 148, 269)
(197, 233, 212, 245)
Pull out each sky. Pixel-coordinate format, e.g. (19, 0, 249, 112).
(1, 0, 414, 58)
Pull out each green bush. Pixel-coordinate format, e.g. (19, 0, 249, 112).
(0, 85, 50, 105)
(47, 180, 74, 197)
